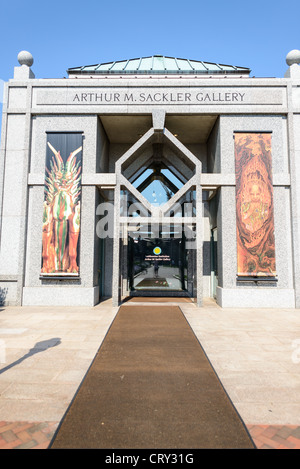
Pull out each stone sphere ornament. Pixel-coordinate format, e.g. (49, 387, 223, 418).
(286, 49, 300, 66)
(17, 51, 34, 67)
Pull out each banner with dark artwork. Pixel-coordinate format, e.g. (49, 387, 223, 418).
(234, 133, 276, 277)
(41, 133, 83, 276)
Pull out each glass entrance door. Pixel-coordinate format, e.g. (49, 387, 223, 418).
(128, 230, 187, 292)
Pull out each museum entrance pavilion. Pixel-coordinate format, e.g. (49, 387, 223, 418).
(4, 53, 298, 309)
(109, 111, 217, 307)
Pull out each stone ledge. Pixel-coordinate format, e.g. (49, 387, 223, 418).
(22, 286, 100, 307)
(216, 286, 295, 308)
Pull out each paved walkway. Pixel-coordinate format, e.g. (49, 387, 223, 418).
(0, 298, 299, 449)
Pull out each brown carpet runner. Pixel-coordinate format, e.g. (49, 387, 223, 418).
(50, 305, 255, 449)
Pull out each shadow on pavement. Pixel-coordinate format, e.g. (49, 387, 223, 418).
(0, 338, 61, 374)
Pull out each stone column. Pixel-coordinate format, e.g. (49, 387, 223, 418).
(285, 51, 300, 307)
(112, 182, 121, 306)
(196, 181, 203, 306)
(216, 186, 237, 305)
(0, 52, 34, 305)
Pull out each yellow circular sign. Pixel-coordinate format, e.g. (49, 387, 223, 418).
(153, 247, 161, 255)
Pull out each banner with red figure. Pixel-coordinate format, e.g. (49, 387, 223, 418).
(41, 133, 82, 276)
(234, 132, 276, 277)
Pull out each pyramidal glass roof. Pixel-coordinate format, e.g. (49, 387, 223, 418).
(67, 55, 250, 76)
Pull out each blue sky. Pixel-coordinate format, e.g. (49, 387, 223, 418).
(0, 0, 299, 133)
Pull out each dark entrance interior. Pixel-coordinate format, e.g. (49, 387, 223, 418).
(128, 232, 187, 293)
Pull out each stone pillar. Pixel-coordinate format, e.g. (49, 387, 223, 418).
(112, 183, 121, 306)
(196, 182, 203, 307)
(0, 52, 34, 305)
(285, 50, 300, 307)
(216, 186, 237, 305)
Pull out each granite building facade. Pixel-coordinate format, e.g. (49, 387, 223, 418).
(1, 50, 300, 308)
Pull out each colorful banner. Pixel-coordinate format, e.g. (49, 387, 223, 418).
(41, 133, 82, 276)
(234, 133, 276, 277)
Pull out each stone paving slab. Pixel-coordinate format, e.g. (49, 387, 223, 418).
(181, 299, 300, 427)
(0, 299, 119, 422)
